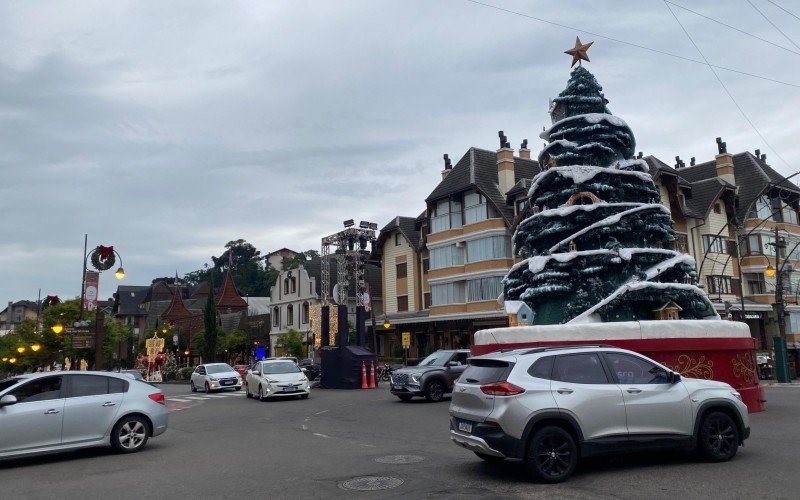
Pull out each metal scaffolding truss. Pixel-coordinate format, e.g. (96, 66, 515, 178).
(320, 226, 377, 307)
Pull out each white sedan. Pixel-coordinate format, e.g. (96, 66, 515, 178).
(245, 360, 310, 401)
(190, 363, 243, 393)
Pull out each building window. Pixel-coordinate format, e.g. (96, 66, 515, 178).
(702, 235, 731, 254)
(424, 292, 431, 309)
(397, 296, 408, 312)
(283, 279, 289, 295)
(395, 233, 401, 246)
(429, 245, 464, 270)
(422, 258, 429, 274)
(749, 196, 775, 220)
(706, 275, 733, 295)
(739, 234, 760, 257)
(273, 307, 280, 327)
(464, 190, 487, 225)
(467, 276, 504, 302)
(287, 304, 294, 325)
(290, 277, 296, 293)
(713, 203, 722, 214)
(396, 262, 408, 279)
(431, 281, 466, 306)
(675, 233, 688, 253)
(302, 302, 309, 324)
(744, 273, 765, 295)
(466, 236, 511, 263)
(430, 198, 462, 234)
(516, 198, 528, 216)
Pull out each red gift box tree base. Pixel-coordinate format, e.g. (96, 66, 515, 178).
(472, 320, 764, 413)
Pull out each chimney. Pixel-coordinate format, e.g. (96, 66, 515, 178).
(690, 157, 696, 166)
(637, 152, 643, 159)
(715, 137, 735, 185)
(441, 154, 452, 180)
(519, 139, 531, 160)
(497, 131, 515, 195)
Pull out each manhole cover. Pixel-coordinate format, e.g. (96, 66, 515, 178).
(339, 476, 404, 491)
(374, 454, 425, 464)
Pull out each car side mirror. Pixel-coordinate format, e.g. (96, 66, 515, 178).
(0, 395, 18, 407)
(445, 361, 459, 367)
(301, 368, 307, 373)
(253, 371, 261, 376)
(670, 372, 681, 383)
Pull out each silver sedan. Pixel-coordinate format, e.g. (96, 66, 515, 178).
(0, 371, 168, 460)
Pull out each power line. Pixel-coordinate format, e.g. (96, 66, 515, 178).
(766, 0, 800, 22)
(747, 0, 800, 51)
(665, 1, 800, 56)
(664, 1, 791, 170)
(462, 0, 800, 88)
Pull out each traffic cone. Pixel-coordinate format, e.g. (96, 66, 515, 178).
(369, 360, 377, 389)
(361, 360, 368, 389)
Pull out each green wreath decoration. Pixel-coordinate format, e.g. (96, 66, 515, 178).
(90, 248, 116, 271)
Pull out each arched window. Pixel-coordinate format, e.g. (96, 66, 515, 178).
(283, 279, 289, 294)
(302, 302, 310, 324)
(273, 307, 280, 327)
(287, 304, 294, 325)
(291, 277, 297, 293)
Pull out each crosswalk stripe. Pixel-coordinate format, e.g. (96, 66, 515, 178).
(168, 398, 192, 402)
(184, 396, 211, 400)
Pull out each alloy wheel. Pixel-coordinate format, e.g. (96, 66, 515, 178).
(526, 426, 577, 483)
(426, 381, 444, 402)
(699, 412, 738, 461)
(119, 421, 146, 450)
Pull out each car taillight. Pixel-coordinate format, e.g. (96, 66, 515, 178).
(149, 393, 166, 405)
(480, 382, 525, 396)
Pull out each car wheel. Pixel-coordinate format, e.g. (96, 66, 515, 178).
(258, 385, 266, 402)
(698, 411, 739, 461)
(525, 426, 577, 483)
(397, 394, 413, 402)
(205, 382, 211, 393)
(111, 415, 149, 454)
(245, 385, 253, 398)
(235, 387, 241, 391)
(425, 380, 444, 402)
(475, 451, 505, 463)
(300, 394, 309, 400)
(190, 381, 197, 392)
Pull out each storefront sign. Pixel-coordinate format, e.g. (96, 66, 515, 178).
(72, 335, 95, 349)
(744, 313, 761, 319)
(401, 332, 411, 348)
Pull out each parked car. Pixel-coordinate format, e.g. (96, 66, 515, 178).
(0, 371, 167, 459)
(449, 345, 750, 483)
(245, 359, 310, 401)
(190, 363, 242, 393)
(298, 359, 320, 380)
(390, 349, 470, 402)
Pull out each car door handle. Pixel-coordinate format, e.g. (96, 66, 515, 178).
(627, 388, 642, 394)
(44, 409, 60, 414)
(102, 402, 117, 407)
(556, 388, 574, 395)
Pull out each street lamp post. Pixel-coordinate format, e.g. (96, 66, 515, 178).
(766, 219, 792, 382)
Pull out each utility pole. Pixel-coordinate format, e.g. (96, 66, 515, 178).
(772, 223, 791, 383)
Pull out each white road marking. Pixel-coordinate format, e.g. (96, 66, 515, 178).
(184, 396, 211, 400)
(168, 398, 192, 402)
(315, 410, 329, 415)
(313, 433, 331, 439)
(302, 424, 308, 430)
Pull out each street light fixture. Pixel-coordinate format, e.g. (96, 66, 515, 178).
(115, 267, 126, 280)
(383, 320, 391, 329)
(31, 344, 41, 352)
(51, 323, 64, 334)
(9, 358, 16, 364)
(765, 264, 777, 277)
(17, 346, 25, 354)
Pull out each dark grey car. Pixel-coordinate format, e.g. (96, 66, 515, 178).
(390, 350, 470, 402)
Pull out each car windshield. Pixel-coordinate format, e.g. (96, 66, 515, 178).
(206, 364, 235, 374)
(0, 378, 20, 393)
(419, 351, 453, 367)
(262, 362, 301, 375)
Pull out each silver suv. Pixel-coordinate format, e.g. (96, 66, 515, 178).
(449, 346, 750, 483)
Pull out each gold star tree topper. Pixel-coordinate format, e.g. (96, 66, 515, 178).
(565, 36, 593, 67)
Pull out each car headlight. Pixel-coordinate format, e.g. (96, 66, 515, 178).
(411, 374, 420, 384)
(730, 390, 743, 401)
(209, 377, 219, 382)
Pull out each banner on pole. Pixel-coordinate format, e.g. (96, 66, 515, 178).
(83, 271, 100, 311)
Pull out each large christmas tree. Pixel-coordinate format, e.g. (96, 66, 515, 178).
(503, 63, 718, 325)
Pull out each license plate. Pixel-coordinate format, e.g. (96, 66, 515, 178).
(222, 381, 233, 385)
(457, 420, 473, 433)
(392, 385, 402, 390)
(283, 386, 293, 392)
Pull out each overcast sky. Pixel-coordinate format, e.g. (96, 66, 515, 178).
(2, 0, 799, 303)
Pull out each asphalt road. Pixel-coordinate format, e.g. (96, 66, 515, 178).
(1, 383, 799, 499)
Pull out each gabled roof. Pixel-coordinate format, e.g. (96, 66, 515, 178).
(113, 286, 150, 316)
(216, 270, 248, 310)
(266, 248, 299, 257)
(685, 177, 734, 219)
(375, 216, 422, 255)
(677, 152, 800, 218)
(425, 148, 541, 225)
(643, 155, 691, 188)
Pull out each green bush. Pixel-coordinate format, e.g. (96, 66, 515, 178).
(178, 367, 195, 380)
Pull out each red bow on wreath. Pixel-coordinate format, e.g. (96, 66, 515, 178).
(46, 295, 60, 305)
(96, 245, 115, 261)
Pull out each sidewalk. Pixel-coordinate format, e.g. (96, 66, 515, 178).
(760, 381, 800, 387)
